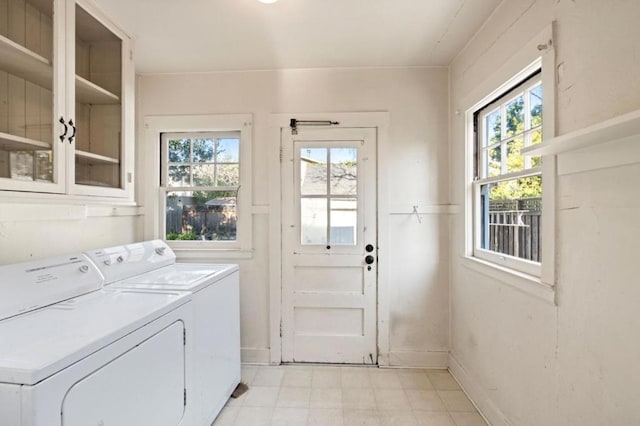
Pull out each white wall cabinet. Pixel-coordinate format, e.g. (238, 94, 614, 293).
(0, 0, 134, 199)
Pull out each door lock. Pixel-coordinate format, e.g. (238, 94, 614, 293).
(365, 244, 374, 253)
(365, 255, 375, 264)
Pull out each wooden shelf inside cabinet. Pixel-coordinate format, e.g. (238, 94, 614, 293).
(76, 150, 119, 165)
(0, 35, 52, 89)
(522, 109, 640, 156)
(75, 76, 120, 105)
(0, 132, 51, 151)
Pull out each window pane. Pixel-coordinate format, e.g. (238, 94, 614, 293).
(301, 197, 327, 245)
(217, 139, 240, 163)
(168, 139, 190, 163)
(330, 198, 357, 245)
(506, 137, 525, 173)
(192, 139, 215, 162)
(167, 165, 190, 187)
(330, 148, 357, 195)
(485, 110, 501, 146)
(480, 176, 542, 262)
(217, 164, 239, 186)
(486, 145, 501, 177)
(505, 96, 524, 138)
(530, 85, 543, 128)
(192, 164, 215, 186)
(300, 148, 327, 195)
(165, 191, 237, 241)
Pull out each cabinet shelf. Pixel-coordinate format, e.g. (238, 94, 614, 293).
(522, 109, 640, 156)
(75, 76, 120, 105)
(0, 132, 51, 151)
(76, 150, 119, 165)
(0, 35, 119, 106)
(0, 34, 52, 89)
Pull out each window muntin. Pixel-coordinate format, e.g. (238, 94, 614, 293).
(474, 73, 543, 271)
(161, 132, 240, 242)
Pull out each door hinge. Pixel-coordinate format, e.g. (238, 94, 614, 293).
(183, 329, 186, 345)
(130, 49, 133, 61)
(183, 388, 187, 406)
(279, 320, 283, 337)
(279, 146, 284, 162)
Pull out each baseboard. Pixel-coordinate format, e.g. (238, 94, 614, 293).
(448, 353, 508, 426)
(241, 348, 271, 364)
(386, 351, 449, 369)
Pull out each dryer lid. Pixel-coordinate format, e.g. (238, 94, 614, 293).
(0, 254, 102, 321)
(0, 289, 191, 385)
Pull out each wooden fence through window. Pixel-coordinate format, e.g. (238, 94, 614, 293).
(488, 198, 541, 262)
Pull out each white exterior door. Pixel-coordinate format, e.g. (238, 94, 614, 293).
(281, 127, 377, 364)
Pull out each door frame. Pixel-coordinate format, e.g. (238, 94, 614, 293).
(268, 112, 391, 365)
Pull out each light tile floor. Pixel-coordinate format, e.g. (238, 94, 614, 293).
(213, 365, 487, 426)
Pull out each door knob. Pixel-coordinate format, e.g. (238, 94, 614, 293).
(365, 244, 374, 253)
(365, 255, 375, 265)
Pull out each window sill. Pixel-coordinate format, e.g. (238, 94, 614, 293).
(461, 255, 556, 305)
(172, 247, 253, 261)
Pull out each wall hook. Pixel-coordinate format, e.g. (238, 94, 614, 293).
(412, 205, 422, 224)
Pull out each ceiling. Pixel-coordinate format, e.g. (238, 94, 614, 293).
(94, 0, 501, 74)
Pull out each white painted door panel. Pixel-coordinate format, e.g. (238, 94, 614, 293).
(281, 127, 377, 364)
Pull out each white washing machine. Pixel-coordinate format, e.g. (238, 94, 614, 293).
(85, 240, 241, 426)
(0, 253, 195, 426)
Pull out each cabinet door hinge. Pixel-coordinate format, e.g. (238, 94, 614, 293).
(279, 320, 282, 337)
(183, 329, 186, 345)
(183, 388, 187, 406)
(279, 146, 284, 162)
(130, 50, 133, 61)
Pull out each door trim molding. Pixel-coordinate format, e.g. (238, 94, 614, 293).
(268, 112, 390, 365)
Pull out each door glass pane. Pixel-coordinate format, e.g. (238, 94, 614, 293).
(330, 198, 357, 245)
(300, 148, 327, 195)
(166, 191, 237, 241)
(0, 0, 54, 183)
(74, 4, 123, 188)
(301, 198, 327, 245)
(330, 148, 357, 195)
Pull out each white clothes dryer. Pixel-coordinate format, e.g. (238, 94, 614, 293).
(0, 253, 194, 426)
(85, 240, 241, 426)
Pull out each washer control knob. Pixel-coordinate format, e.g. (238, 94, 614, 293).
(116, 256, 124, 263)
(79, 264, 90, 273)
(104, 259, 112, 266)
(155, 247, 166, 255)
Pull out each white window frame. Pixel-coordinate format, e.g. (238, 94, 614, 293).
(463, 24, 556, 296)
(143, 114, 253, 258)
(473, 72, 543, 277)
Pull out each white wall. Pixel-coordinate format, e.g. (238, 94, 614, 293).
(137, 67, 451, 366)
(449, 1, 640, 425)
(0, 200, 142, 263)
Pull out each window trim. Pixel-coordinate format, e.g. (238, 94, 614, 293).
(143, 114, 253, 257)
(463, 24, 556, 291)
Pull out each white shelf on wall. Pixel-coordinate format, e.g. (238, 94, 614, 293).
(75, 150, 119, 165)
(0, 132, 51, 151)
(522, 109, 640, 156)
(0, 34, 52, 89)
(75, 76, 120, 105)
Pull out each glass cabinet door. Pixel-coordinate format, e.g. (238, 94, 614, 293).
(0, 0, 64, 192)
(71, 1, 123, 192)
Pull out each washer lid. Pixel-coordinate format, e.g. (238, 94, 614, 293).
(111, 263, 239, 292)
(0, 289, 191, 385)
